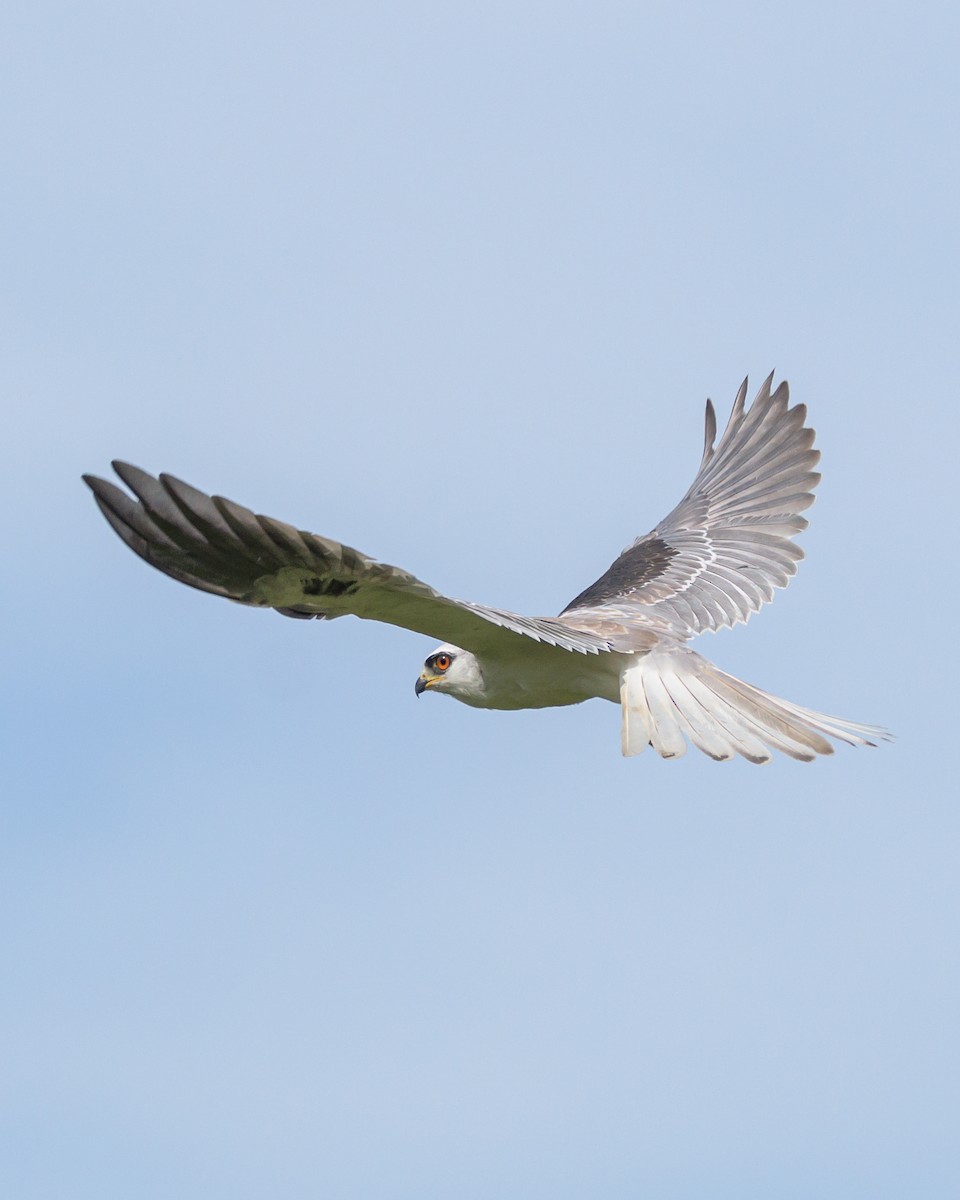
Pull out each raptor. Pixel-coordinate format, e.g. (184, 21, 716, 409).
(84, 375, 888, 763)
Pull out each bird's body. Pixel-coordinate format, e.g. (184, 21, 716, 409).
(84, 374, 889, 763)
(423, 639, 622, 711)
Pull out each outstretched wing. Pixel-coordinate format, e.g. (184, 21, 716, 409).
(562, 374, 819, 639)
(83, 463, 612, 657)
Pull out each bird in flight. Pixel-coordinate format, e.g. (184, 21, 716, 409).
(84, 374, 888, 763)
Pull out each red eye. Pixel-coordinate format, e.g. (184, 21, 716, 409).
(435, 654, 450, 671)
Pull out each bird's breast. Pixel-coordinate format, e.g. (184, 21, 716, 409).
(471, 651, 621, 711)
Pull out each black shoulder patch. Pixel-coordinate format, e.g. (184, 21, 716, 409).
(561, 536, 678, 612)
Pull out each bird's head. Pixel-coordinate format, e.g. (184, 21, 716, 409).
(415, 644, 484, 703)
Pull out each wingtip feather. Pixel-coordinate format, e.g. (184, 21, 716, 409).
(700, 398, 718, 468)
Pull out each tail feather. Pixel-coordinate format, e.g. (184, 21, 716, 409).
(620, 647, 890, 763)
(669, 668, 782, 763)
(638, 668, 688, 758)
(703, 671, 833, 759)
(659, 666, 738, 761)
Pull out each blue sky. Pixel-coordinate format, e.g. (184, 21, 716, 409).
(2, 3, 957, 1197)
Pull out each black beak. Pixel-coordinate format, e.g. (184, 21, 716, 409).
(415, 676, 428, 697)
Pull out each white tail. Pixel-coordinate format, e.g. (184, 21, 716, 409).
(620, 647, 889, 763)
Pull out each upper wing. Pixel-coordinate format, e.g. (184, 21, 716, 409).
(83, 463, 612, 657)
(561, 374, 820, 639)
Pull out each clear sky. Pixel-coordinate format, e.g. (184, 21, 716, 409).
(2, 3, 957, 1197)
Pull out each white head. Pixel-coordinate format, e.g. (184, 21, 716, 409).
(415, 644, 486, 706)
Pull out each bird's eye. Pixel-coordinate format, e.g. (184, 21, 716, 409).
(435, 653, 451, 671)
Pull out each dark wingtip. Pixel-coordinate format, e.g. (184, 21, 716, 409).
(80, 461, 147, 492)
(82, 471, 124, 503)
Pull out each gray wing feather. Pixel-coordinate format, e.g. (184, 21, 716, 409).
(84, 464, 613, 656)
(562, 374, 820, 639)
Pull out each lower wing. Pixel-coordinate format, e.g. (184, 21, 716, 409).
(83, 462, 613, 658)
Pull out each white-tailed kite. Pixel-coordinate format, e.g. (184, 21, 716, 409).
(83, 374, 888, 763)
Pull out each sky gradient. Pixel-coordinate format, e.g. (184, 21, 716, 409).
(2, 4, 958, 1197)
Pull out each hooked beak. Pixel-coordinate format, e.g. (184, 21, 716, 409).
(415, 674, 430, 697)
